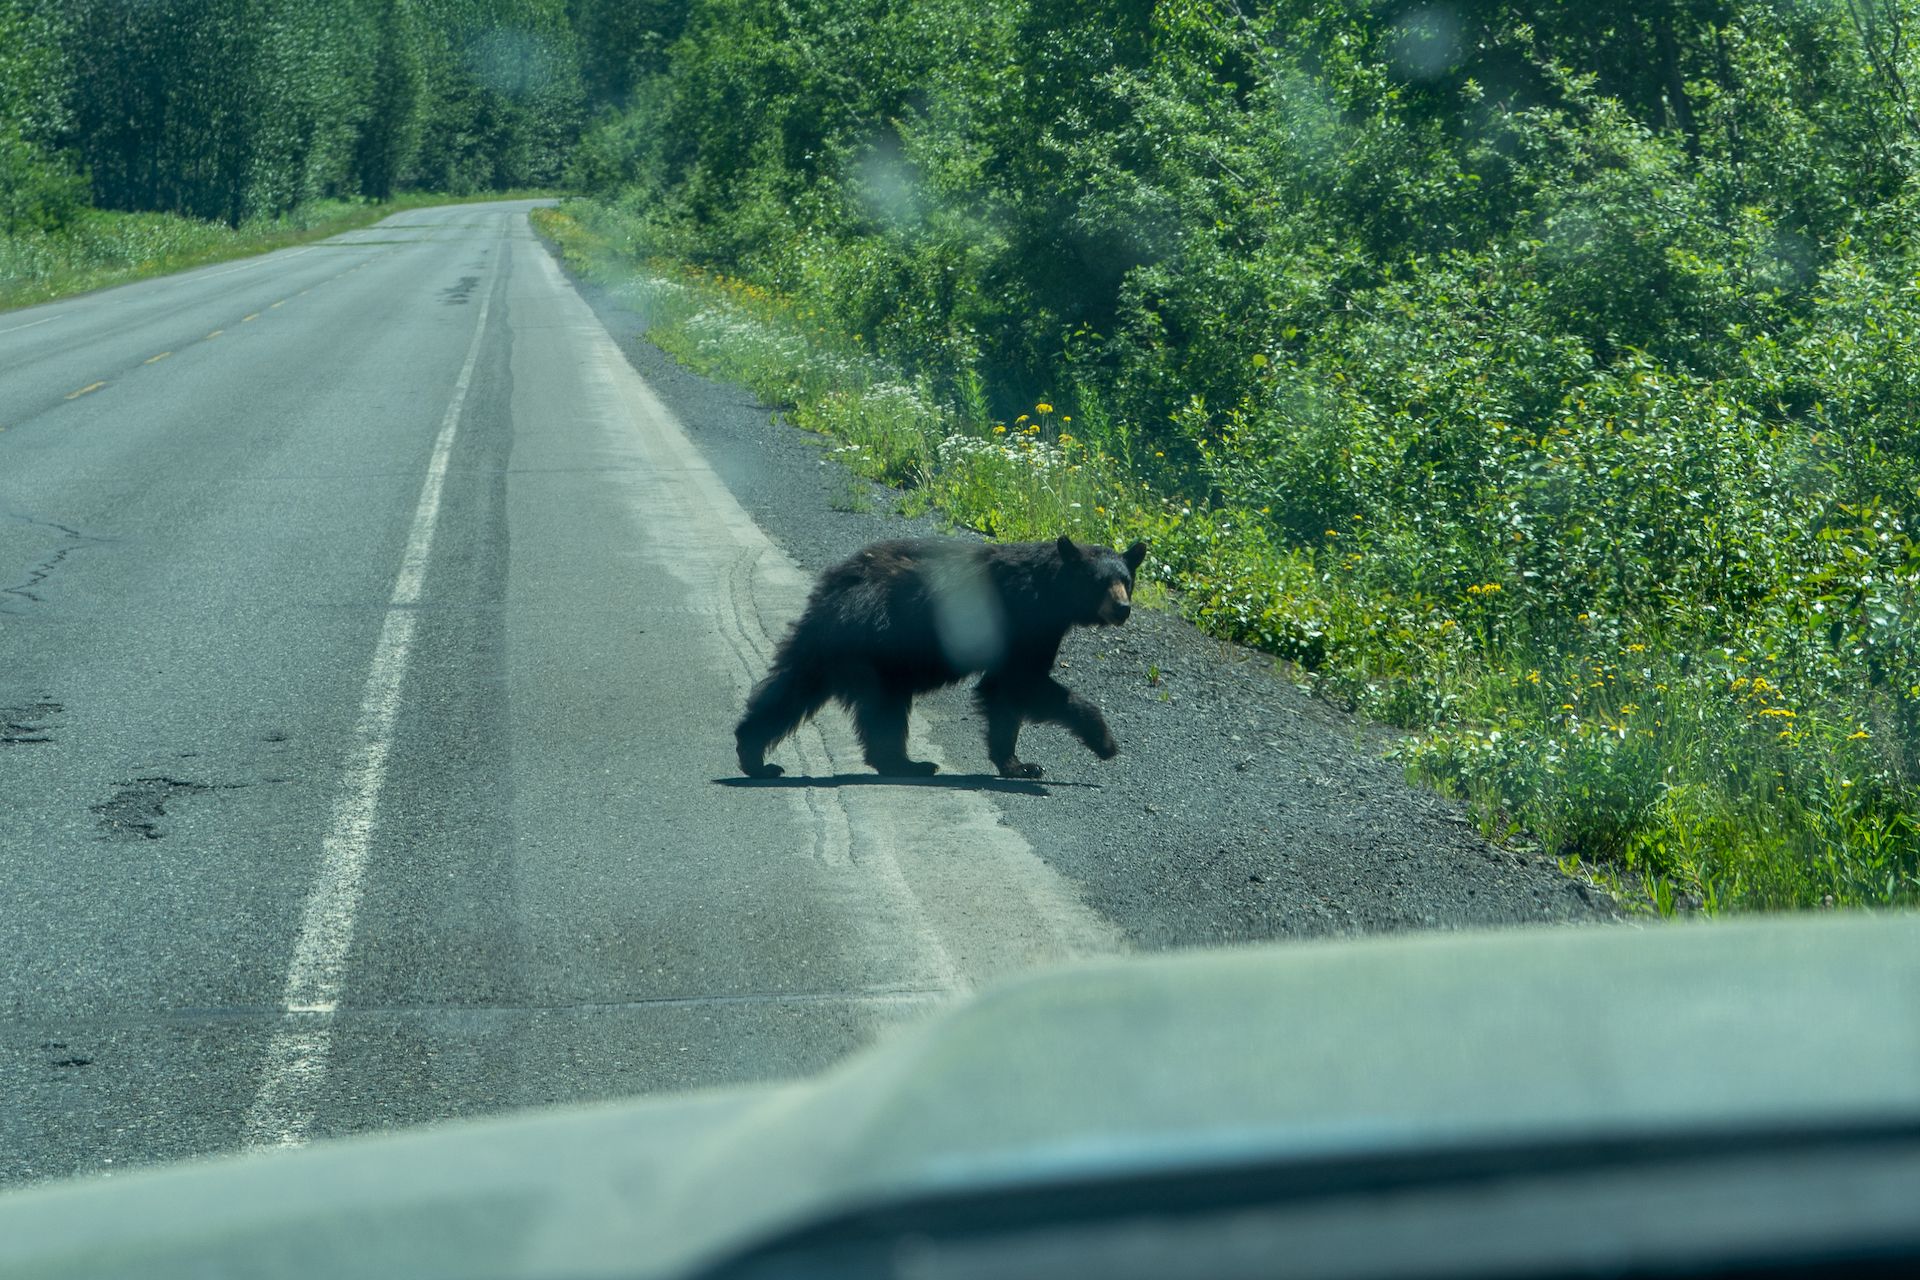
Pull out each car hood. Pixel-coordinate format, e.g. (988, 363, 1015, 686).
(4, 912, 1918, 1278)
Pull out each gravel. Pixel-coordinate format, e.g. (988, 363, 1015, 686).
(555, 252, 1620, 948)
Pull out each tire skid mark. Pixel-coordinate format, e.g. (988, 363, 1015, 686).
(243, 222, 507, 1150)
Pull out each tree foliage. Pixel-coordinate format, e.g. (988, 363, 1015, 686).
(1, 0, 596, 226)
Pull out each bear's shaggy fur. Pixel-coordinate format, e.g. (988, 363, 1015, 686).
(736, 535, 1148, 778)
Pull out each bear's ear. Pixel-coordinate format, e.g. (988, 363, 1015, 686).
(1123, 540, 1148, 573)
(1056, 534, 1081, 561)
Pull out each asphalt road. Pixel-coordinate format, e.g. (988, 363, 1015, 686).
(0, 200, 1606, 1188)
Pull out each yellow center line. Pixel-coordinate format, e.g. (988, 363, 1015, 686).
(66, 381, 106, 399)
(241, 313, 260, 323)
(207, 329, 224, 339)
(145, 351, 172, 364)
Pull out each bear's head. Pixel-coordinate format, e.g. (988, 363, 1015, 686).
(1057, 535, 1148, 627)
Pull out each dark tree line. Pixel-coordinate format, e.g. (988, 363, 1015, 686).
(1, 0, 629, 227)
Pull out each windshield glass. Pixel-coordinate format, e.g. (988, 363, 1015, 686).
(1, 0, 1913, 1212)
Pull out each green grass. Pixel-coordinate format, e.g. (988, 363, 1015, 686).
(0, 189, 557, 313)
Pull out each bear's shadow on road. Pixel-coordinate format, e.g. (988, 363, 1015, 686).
(714, 772, 1095, 797)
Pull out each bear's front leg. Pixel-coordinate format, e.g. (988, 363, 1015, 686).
(977, 678, 1043, 778)
(1055, 684, 1119, 760)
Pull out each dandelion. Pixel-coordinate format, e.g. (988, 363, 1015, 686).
(1849, 729, 1872, 741)
(1036, 402, 1053, 414)
(1526, 669, 1541, 685)
(993, 425, 1007, 434)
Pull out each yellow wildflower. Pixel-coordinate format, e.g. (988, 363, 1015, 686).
(1037, 402, 1053, 414)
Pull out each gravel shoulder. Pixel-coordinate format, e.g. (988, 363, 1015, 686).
(551, 250, 1620, 947)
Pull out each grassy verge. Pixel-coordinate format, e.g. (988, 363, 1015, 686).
(0, 189, 556, 313)
(534, 199, 1920, 916)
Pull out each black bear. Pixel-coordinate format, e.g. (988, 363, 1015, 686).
(736, 535, 1148, 779)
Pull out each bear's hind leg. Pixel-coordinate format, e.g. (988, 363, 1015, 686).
(848, 679, 937, 777)
(735, 664, 829, 778)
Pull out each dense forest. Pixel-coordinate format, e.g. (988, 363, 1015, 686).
(11, 0, 1920, 910)
(1, 0, 597, 231)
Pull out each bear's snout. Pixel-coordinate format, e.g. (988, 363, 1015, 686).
(1098, 581, 1133, 625)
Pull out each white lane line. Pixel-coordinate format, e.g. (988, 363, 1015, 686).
(0, 315, 59, 336)
(193, 245, 315, 281)
(241, 254, 495, 1151)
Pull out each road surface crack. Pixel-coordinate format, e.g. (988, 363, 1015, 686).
(1, 514, 108, 613)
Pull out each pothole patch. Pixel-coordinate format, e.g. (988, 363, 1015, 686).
(1, 700, 61, 745)
(90, 776, 210, 841)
